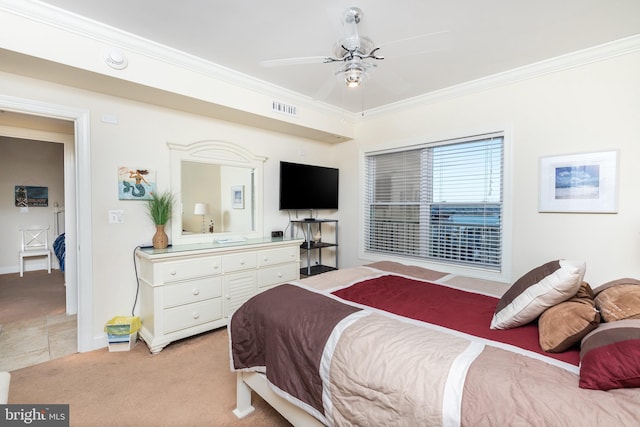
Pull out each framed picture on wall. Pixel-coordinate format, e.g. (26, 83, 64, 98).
(232, 185, 244, 209)
(15, 185, 48, 207)
(118, 166, 157, 200)
(538, 150, 618, 213)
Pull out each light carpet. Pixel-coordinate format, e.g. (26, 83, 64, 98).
(8, 327, 291, 427)
(0, 270, 66, 325)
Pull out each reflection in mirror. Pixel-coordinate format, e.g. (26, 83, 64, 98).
(181, 161, 255, 234)
(168, 140, 266, 245)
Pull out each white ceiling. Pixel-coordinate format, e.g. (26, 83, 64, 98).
(29, 1, 640, 113)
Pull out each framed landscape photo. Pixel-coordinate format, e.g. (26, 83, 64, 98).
(538, 150, 618, 213)
(232, 185, 244, 209)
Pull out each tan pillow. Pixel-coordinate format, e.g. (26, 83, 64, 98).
(538, 282, 600, 352)
(594, 278, 640, 322)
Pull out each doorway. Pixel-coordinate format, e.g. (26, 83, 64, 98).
(0, 133, 72, 367)
(0, 94, 93, 353)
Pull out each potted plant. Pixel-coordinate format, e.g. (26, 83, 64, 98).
(146, 190, 174, 249)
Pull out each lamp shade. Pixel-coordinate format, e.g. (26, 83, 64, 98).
(193, 202, 207, 215)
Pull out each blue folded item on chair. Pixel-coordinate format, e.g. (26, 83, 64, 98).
(53, 233, 65, 272)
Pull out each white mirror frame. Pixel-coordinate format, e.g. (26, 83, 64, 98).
(168, 140, 267, 245)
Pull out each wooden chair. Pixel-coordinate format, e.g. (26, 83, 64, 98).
(19, 225, 52, 277)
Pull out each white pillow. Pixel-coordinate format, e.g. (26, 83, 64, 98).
(490, 260, 586, 330)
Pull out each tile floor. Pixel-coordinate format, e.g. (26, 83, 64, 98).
(0, 313, 77, 372)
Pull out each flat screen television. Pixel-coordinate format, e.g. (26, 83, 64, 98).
(279, 161, 339, 211)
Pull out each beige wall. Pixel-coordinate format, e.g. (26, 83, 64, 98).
(0, 70, 336, 346)
(340, 50, 640, 287)
(181, 162, 221, 234)
(0, 137, 64, 273)
(3, 51, 639, 347)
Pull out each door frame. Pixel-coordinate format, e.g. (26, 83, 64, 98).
(0, 94, 94, 352)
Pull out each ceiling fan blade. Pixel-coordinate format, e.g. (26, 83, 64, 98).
(369, 65, 411, 95)
(259, 56, 328, 68)
(378, 30, 452, 58)
(312, 74, 338, 101)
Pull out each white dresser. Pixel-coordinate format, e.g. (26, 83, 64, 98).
(135, 237, 302, 353)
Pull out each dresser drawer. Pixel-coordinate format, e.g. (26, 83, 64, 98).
(163, 298, 222, 334)
(222, 252, 257, 272)
(162, 276, 222, 309)
(224, 271, 257, 316)
(161, 257, 221, 283)
(136, 239, 304, 353)
(258, 263, 298, 289)
(258, 246, 299, 267)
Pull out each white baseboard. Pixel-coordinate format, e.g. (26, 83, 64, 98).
(0, 264, 60, 275)
(92, 334, 109, 351)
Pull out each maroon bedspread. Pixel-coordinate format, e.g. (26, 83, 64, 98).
(230, 284, 361, 414)
(231, 268, 640, 426)
(333, 274, 580, 366)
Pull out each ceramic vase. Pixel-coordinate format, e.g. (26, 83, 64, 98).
(152, 224, 169, 249)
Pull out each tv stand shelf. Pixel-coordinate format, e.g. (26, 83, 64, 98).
(290, 219, 338, 277)
(305, 264, 337, 276)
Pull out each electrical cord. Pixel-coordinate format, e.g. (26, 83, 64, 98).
(284, 211, 292, 237)
(132, 245, 142, 317)
(289, 211, 309, 241)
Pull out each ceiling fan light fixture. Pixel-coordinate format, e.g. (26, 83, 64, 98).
(345, 67, 363, 87)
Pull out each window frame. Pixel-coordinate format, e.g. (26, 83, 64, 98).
(359, 130, 512, 282)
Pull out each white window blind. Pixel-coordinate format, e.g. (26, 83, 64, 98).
(364, 134, 504, 270)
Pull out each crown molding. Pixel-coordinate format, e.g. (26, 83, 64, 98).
(0, 0, 347, 118)
(2, 1, 638, 124)
(363, 34, 640, 118)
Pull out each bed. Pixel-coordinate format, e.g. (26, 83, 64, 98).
(229, 261, 640, 426)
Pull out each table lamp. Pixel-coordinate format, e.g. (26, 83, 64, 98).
(193, 202, 207, 233)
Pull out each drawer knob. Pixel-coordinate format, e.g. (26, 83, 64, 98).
(192, 289, 200, 296)
(240, 260, 245, 265)
(277, 272, 283, 278)
(170, 270, 177, 276)
(193, 313, 200, 319)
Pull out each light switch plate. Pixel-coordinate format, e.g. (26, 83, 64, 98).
(108, 210, 124, 224)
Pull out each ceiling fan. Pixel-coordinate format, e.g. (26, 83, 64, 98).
(260, 7, 449, 91)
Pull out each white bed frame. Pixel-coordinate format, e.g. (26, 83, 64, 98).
(233, 371, 325, 427)
(54, 206, 65, 236)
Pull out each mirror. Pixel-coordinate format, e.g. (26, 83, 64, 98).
(168, 140, 266, 245)
(181, 162, 255, 234)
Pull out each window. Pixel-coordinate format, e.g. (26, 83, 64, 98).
(364, 133, 504, 270)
